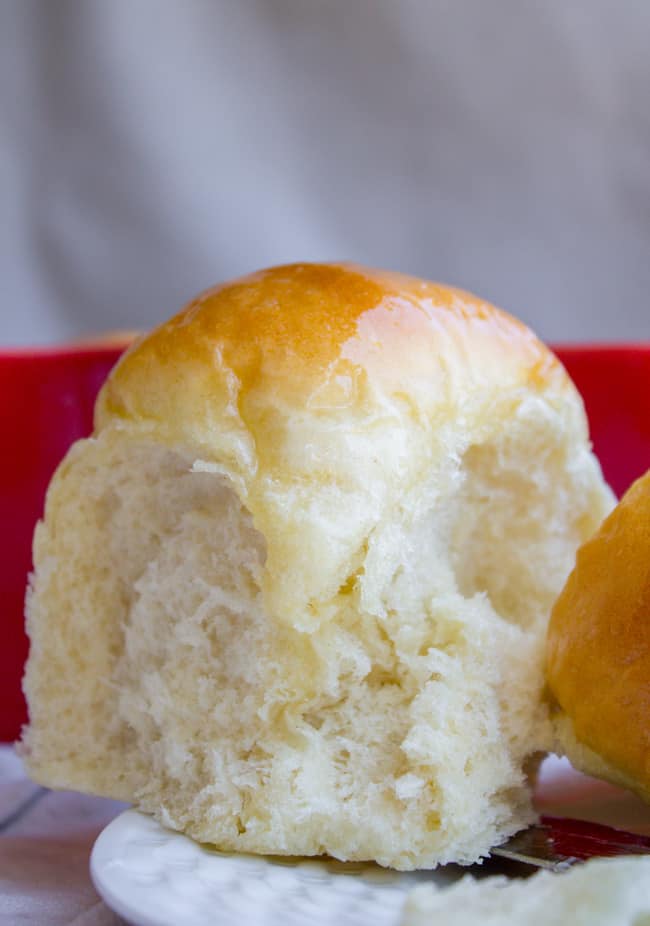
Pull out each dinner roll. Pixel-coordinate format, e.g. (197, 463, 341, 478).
(547, 468, 650, 801)
(22, 263, 613, 869)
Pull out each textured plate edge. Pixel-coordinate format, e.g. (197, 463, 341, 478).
(90, 810, 171, 926)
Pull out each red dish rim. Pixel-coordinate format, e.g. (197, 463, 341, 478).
(0, 340, 648, 359)
(0, 338, 136, 360)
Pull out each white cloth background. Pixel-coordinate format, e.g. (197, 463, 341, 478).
(1, 0, 649, 346)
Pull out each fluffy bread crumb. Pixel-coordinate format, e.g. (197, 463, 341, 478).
(23, 394, 611, 868)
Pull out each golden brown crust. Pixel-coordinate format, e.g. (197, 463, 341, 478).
(96, 262, 568, 440)
(546, 469, 650, 793)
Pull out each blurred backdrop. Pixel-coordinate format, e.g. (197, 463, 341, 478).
(1, 0, 649, 345)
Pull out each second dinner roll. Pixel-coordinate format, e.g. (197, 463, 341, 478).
(22, 263, 613, 869)
(547, 468, 650, 801)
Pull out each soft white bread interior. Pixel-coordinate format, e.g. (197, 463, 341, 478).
(402, 856, 650, 925)
(22, 263, 613, 869)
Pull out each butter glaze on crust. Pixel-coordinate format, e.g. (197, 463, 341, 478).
(547, 469, 650, 799)
(97, 262, 568, 438)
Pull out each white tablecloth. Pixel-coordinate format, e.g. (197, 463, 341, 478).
(0, 745, 126, 925)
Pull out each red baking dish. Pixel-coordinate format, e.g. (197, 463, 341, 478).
(1, 342, 649, 743)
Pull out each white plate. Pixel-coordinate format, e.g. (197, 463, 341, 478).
(90, 812, 457, 926)
(91, 756, 650, 926)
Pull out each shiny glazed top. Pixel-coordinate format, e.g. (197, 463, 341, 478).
(97, 262, 568, 441)
(547, 468, 650, 796)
